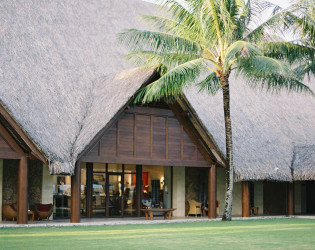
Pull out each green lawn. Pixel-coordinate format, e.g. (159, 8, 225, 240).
(1, 218, 315, 249)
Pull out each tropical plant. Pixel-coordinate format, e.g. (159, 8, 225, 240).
(119, 0, 314, 221)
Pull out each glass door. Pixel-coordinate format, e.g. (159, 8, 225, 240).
(92, 172, 106, 217)
(106, 173, 123, 216)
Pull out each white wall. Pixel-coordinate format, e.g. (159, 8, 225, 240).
(163, 166, 172, 209)
(42, 164, 54, 220)
(216, 167, 225, 217)
(0, 159, 3, 222)
(172, 166, 185, 217)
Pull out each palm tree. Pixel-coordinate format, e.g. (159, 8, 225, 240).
(119, 0, 314, 221)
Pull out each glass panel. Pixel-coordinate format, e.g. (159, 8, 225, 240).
(93, 163, 106, 172)
(53, 175, 72, 218)
(123, 173, 137, 216)
(108, 174, 122, 216)
(108, 163, 122, 173)
(124, 164, 136, 173)
(93, 173, 106, 216)
(142, 166, 165, 209)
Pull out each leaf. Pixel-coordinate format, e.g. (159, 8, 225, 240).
(224, 40, 262, 72)
(134, 58, 205, 103)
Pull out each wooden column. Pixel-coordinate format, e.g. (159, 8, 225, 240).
(86, 162, 93, 218)
(208, 164, 216, 218)
(71, 161, 81, 223)
(287, 182, 294, 216)
(242, 181, 250, 217)
(136, 165, 142, 217)
(17, 156, 28, 224)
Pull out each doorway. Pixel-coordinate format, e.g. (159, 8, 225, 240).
(106, 173, 123, 217)
(90, 163, 137, 217)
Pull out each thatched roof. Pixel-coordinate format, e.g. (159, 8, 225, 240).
(0, 0, 157, 174)
(184, 76, 315, 182)
(0, 0, 314, 181)
(292, 145, 315, 181)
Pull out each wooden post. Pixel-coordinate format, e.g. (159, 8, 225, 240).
(86, 162, 93, 218)
(136, 165, 142, 217)
(242, 181, 250, 217)
(17, 156, 28, 224)
(287, 182, 294, 216)
(71, 161, 81, 223)
(121, 165, 125, 217)
(208, 164, 216, 218)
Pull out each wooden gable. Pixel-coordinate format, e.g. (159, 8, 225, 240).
(82, 106, 212, 167)
(0, 133, 22, 159)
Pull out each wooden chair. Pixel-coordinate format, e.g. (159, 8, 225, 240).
(35, 203, 53, 221)
(187, 200, 202, 217)
(2, 204, 17, 221)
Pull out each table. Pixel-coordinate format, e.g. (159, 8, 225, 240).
(28, 211, 35, 221)
(141, 208, 176, 220)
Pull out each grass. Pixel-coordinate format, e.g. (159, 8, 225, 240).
(0, 218, 315, 249)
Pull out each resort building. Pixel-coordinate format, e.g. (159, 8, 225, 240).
(0, 0, 314, 224)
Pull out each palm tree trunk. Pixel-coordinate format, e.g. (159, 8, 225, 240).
(221, 77, 234, 221)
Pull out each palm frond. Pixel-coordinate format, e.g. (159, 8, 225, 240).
(239, 55, 294, 76)
(124, 50, 201, 69)
(140, 15, 206, 45)
(259, 42, 315, 68)
(197, 72, 221, 95)
(236, 57, 313, 94)
(224, 41, 262, 72)
(135, 58, 205, 103)
(294, 60, 315, 79)
(118, 29, 202, 55)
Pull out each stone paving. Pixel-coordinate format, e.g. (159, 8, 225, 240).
(0, 215, 314, 228)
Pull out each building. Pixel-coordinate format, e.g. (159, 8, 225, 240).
(0, 0, 314, 224)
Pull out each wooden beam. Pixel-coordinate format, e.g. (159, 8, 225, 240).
(121, 165, 125, 217)
(287, 182, 294, 216)
(17, 156, 28, 224)
(208, 164, 217, 219)
(0, 122, 25, 155)
(86, 162, 93, 218)
(242, 181, 250, 217)
(71, 161, 81, 223)
(81, 155, 211, 168)
(0, 104, 47, 164)
(136, 165, 142, 217)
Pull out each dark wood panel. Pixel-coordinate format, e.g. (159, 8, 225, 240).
(100, 125, 117, 157)
(118, 113, 134, 157)
(125, 106, 174, 117)
(135, 114, 150, 158)
(87, 141, 100, 157)
(167, 118, 181, 160)
(83, 106, 211, 167)
(152, 116, 166, 159)
(183, 129, 197, 161)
